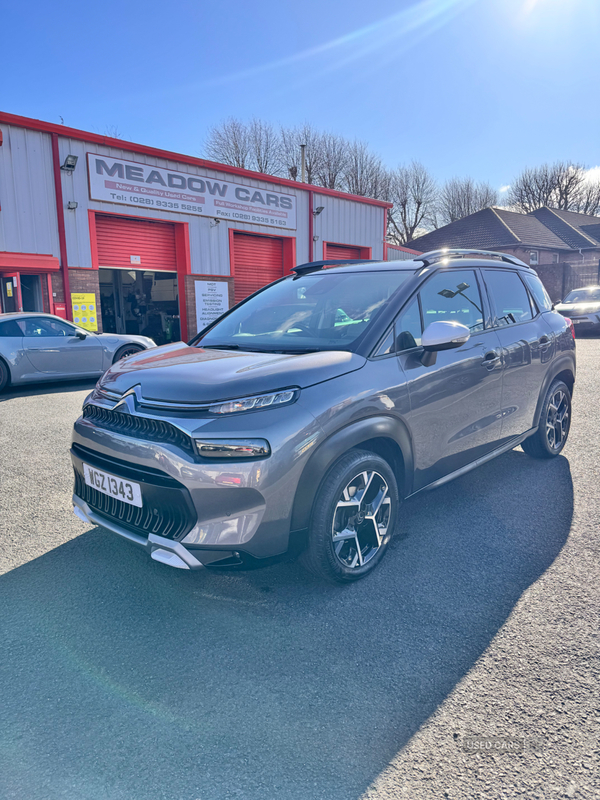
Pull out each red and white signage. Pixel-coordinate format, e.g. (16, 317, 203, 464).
(87, 153, 297, 230)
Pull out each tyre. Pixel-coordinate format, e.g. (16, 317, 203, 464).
(113, 344, 144, 364)
(522, 379, 571, 459)
(300, 449, 400, 584)
(0, 359, 10, 393)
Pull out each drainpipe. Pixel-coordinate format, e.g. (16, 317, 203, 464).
(308, 190, 313, 263)
(51, 132, 72, 319)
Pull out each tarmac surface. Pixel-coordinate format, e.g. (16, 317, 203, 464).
(0, 340, 598, 800)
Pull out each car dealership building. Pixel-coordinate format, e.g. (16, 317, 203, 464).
(0, 111, 393, 342)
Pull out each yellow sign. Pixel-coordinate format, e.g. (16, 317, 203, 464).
(71, 293, 99, 331)
(6, 282, 13, 298)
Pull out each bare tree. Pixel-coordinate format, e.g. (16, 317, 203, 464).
(205, 118, 251, 169)
(436, 177, 498, 226)
(343, 140, 385, 197)
(103, 125, 124, 140)
(387, 162, 437, 244)
(280, 124, 323, 184)
(246, 119, 281, 175)
(314, 133, 349, 191)
(507, 162, 600, 215)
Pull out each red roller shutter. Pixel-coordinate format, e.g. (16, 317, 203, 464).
(95, 215, 177, 271)
(232, 233, 284, 304)
(324, 243, 363, 261)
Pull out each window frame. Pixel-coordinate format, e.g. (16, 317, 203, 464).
(371, 267, 489, 358)
(21, 316, 80, 338)
(480, 268, 537, 329)
(529, 250, 539, 266)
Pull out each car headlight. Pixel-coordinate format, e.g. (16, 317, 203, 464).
(208, 389, 298, 415)
(194, 439, 270, 458)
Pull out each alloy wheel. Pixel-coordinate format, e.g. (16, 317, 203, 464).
(546, 389, 569, 450)
(331, 470, 391, 569)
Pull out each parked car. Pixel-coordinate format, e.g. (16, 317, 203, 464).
(0, 312, 156, 392)
(554, 285, 600, 333)
(71, 249, 576, 583)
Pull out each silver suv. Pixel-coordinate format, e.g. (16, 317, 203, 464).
(71, 250, 576, 583)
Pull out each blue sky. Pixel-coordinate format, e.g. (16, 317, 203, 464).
(1, 0, 598, 193)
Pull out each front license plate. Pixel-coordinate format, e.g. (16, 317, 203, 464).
(83, 463, 143, 507)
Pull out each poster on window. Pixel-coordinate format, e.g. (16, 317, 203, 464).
(71, 293, 98, 331)
(87, 153, 297, 230)
(195, 281, 229, 333)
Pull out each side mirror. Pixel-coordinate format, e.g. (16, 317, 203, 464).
(75, 330, 87, 340)
(420, 321, 470, 366)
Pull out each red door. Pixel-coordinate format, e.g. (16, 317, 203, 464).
(232, 233, 284, 304)
(95, 215, 177, 270)
(324, 243, 363, 261)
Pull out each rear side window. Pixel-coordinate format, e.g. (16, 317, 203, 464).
(0, 319, 24, 336)
(484, 270, 533, 326)
(419, 270, 484, 332)
(523, 274, 552, 312)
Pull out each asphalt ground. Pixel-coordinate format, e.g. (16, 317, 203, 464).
(0, 341, 598, 800)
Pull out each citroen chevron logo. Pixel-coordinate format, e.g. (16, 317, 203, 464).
(112, 386, 140, 415)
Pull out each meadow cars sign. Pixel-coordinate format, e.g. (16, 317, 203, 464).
(87, 153, 297, 230)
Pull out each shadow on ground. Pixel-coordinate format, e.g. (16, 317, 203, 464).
(0, 450, 573, 800)
(0, 378, 97, 402)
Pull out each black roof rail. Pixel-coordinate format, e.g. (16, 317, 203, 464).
(414, 249, 530, 269)
(292, 258, 377, 276)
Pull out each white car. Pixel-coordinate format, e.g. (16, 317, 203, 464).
(0, 312, 157, 392)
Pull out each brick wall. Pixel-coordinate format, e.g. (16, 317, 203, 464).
(183, 275, 234, 339)
(68, 269, 102, 332)
(51, 272, 65, 303)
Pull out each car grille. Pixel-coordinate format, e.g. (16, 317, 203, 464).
(82, 403, 194, 455)
(73, 447, 197, 541)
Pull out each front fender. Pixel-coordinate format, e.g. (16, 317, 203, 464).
(290, 415, 414, 533)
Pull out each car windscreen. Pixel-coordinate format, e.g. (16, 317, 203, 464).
(563, 288, 600, 303)
(195, 270, 410, 352)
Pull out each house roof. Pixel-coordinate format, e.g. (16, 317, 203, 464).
(407, 206, 600, 253)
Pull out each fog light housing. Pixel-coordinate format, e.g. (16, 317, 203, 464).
(194, 439, 271, 458)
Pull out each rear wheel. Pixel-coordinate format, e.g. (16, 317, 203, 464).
(522, 379, 571, 459)
(113, 344, 144, 363)
(0, 359, 9, 393)
(300, 449, 399, 584)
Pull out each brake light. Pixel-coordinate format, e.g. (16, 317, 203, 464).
(564, 317, 576, 340)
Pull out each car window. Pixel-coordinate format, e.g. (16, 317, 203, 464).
(562, 287, 600, 303)
(374, 328, 395, 356)
(396, 297, 422, 350)
(197, 270, 410, 352)
(523, 274, 552, 312)
(22, 317, 77, 337)
(0, 319, 24, 337)
(419, 270, 484, 332)
(484, 270, 533, 326)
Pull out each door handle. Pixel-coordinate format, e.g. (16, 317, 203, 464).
(482, 350, 501, 366)
(538, 335, 551, 347)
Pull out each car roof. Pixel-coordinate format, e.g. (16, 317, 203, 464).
(0, 312, 65, 319)
(299, 256, 534, 277)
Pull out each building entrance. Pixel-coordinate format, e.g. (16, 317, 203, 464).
(99, 268, 180, 344)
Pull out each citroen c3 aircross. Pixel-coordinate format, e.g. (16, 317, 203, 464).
(71, 250, 576, 583)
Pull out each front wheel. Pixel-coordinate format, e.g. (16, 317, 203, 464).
(113, 344, 144, 364)
(522, 379, 571, 459)
(0, 359, 9, 393)
(300, 449, 400, 584)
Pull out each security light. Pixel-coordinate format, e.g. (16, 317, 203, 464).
(67, 201, 78, 210)
(313, 206, 325, 217)
(61, 155, 78, 172)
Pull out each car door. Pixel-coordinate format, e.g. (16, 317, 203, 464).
(480, 269, 553, 442)
(21, 316, 104, 375)
(396, 268, 504, 491)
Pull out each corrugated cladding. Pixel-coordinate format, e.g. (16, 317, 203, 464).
(0, 125, 60, 258)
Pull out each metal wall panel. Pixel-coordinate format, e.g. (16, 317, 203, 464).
(312, 193, 385, 263)
(0, 125, 60, 258)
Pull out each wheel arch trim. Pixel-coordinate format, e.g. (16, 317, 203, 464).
(533, 354, 575, 428)
(290, 415, 414, 533)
